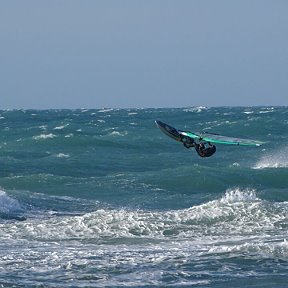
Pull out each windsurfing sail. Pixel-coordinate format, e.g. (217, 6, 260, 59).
(179, 131, 265, 146)
(155, 120, 265, 147)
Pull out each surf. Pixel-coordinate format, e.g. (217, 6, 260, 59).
(0, 107, 287, 287)
(253, 147, 288, 169)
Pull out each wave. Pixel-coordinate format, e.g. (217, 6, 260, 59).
(183, 106, 208, 113)
(108, 131, 128, 137)
(53, 124, 69, 130)
(55, 153, 70, 158)
(253, 147, 288, 169)
(0, 190, 26, 221)
(1, 187, 287, 288)
(33, 133, 57, 140)
(4, 188, 287, 246)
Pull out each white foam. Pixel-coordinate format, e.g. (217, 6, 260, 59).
(1, 187, 285, 264)
(259, 107, 275, 114)
(33, 134, 56, 140)
(259, 110, 273, 114)
(8, 188, 281, 244)
(38, 125, 47, 130)
(207, 237, 288, 258)
(56, 153, 70, 158)
(253, 148, 288, 169)
(183, 106, 207, 113)
(220, 188, 259, 204)
(65, 133, 74, 138)
(1, 189, 286, 288)
(109, 131, 128, 136)
(0, 190, 22, 215)
(98, 108, 114, 113)
(54, 124, 69, 130)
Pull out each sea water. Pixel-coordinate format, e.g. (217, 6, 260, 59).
(0, 107, 287, 287)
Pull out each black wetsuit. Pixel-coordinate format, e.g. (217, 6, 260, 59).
(181, 136, 195, 149)
(195, 143, 216, 157)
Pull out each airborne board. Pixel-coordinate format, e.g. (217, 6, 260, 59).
(155, 120, 182, 142)
(155, 120, 265, 147)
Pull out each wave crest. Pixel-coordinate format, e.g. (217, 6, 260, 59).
(0, 190, 25, 220)
(253, 148, 288, 169)
(8, 188, 287, 242)
(220, 188, 259, 204)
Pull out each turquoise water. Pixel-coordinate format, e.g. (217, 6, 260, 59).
(0, 107, 287, 287)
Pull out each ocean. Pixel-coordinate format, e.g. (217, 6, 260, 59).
(0, 107, 287, 287)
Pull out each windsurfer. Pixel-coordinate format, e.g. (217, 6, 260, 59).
(181, 136, 195, 149)
(194, 142, 216, 157)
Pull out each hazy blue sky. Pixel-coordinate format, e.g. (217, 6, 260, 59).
(1, 1, 287, 109)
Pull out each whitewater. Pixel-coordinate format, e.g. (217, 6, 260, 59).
(0, 107, 287, 287)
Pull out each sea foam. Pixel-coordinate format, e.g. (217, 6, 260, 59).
(0, 190, 25, 220)
(33, 134, 57, 140)
(253, 147, 288, 169)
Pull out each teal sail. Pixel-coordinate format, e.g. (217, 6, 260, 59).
(179, 131, 265, 146)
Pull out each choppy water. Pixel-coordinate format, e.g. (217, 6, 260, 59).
(0, 107, 287, 287)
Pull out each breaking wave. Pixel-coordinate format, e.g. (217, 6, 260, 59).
(4, 188, 287, 245)
(253, 147, 288, 169)
(0, 190, 26, 221)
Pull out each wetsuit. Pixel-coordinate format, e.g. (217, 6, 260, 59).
(181, 136, 195, 149)
(195, 143, 216, 157)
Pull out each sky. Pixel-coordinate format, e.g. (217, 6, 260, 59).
(0, 1, 288, 109)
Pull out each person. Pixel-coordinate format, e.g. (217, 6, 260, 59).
(194, 142, 216, 157)
(181, 136, 195, 149)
